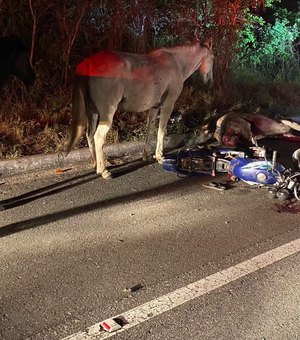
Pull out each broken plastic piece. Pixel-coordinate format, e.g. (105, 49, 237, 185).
(100, 318, 123, 333)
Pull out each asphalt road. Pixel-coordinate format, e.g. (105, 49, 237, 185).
(0, 139, 300, 340)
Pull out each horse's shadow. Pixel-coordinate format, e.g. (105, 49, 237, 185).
(110, 158, 154, 178)
(0, 158, 150, 211)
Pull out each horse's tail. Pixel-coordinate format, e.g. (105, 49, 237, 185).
(65, 76, 88, 156)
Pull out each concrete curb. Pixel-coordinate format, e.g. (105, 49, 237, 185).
(0, 133, 207, 176)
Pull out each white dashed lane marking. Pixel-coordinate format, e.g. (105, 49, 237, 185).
(62, 238, 300, 339)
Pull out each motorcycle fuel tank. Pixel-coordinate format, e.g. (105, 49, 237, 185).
(229, 157, 285, 185)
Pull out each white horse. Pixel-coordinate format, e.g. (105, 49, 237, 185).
(66, 39, 214, 178)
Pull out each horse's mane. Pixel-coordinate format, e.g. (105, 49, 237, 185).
(164, 42, 198, 51)
(149, 42, 198, 56)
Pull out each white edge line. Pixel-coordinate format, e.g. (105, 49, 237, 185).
(62, 238, 300, 340)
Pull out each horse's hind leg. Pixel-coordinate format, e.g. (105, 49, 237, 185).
(94, 110, 115, 179)
(279, 119, 300, 132)
(155, 104, 174, 164)
(143, 108, 159, 161)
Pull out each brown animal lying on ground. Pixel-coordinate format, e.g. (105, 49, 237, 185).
(203, 112, 300, 147)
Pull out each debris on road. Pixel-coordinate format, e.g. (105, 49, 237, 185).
(124, 283, 144, 293)
(100, 317, 125, 333)
(55, 168, 72, 174)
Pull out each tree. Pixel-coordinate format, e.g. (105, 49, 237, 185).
(233, 0, 300, 81)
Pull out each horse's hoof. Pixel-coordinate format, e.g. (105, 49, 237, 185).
(90, 159, 96, 169)
(156, 157, 164, 164)
(102, 170, 112, 179)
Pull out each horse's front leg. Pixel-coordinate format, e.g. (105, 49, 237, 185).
(94, 120, 112, 179)
(143, 108, 159, 162)
(155, 104, 174, 164)
(86, 113, 98, 168)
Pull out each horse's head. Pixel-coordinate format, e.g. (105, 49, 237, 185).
(0, 36, 35, 87)
(199, 38, 214, 87)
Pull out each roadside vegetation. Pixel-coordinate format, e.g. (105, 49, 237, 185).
(0, 0, 299, 159)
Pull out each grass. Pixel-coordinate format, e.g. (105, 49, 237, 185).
(1, 77, 300, 159)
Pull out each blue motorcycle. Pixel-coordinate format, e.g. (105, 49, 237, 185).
(162, 146, 300, 201)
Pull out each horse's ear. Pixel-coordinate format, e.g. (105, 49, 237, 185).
(205, 38, 213, 50)
(200, 38, 213, 50)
